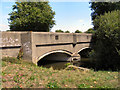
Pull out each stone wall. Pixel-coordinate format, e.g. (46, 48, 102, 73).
(0, 32, 22, 57)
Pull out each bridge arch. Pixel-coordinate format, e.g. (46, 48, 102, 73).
(78, 47, 92, 58)
(37, 50, 72, 66)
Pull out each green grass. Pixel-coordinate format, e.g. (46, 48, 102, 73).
(2, 57, 119, 88)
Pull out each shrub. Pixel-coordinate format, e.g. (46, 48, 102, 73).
(92, 10, 120, 70)
(65, 63, 72, 67)
(85, 28, 95, 33)
(75, 30, 82, 33)
(2, 57, 21, 64)
(17, 47, 23, 60)
(55, 30, 64, 33)
(65, 30, 70, 33)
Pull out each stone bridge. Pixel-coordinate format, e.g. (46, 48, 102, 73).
(0, 32, 92, 65)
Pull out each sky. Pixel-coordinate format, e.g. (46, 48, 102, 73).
(0, 0, 93, 32)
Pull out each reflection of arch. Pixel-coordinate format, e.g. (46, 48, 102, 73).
(38, 50, 72, 61)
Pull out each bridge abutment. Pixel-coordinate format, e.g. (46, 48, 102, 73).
(21, 32, 33, 62)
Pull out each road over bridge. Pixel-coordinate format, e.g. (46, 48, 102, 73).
(0, 32, 92, 65)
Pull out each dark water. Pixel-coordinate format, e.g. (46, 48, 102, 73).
(40, 58, 92, 70)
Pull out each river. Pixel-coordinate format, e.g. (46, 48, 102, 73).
(39, 58, 92, 70)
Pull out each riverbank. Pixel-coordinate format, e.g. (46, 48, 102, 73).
(2, 57, 119, 88)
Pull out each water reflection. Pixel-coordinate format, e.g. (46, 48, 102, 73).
(42, 61, 71, 70)
(39, 58, 91, 70)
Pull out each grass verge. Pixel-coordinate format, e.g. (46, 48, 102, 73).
(1, 57, 119, 88)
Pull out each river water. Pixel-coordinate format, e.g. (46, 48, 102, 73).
(40, 58, 92, 70)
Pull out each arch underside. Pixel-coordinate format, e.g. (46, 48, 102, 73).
(78, 47, 92, 58)
(37, 50, 73, 66)
(37, 47, 91, 66)
(38, 50, 72, 61)
(77, 47, 91, 53)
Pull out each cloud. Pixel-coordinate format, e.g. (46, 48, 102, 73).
(79, 19, 84, 23)
(51, 23, 93, 33)
(82, 24, 93, 32)
(0, 24, 9, 31)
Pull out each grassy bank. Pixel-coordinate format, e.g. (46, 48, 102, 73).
(2, 57, 119, 88)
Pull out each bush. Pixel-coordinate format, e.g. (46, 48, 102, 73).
(65, 30, 70, 33)
(85, 28, 95, 33)
(92, 10, 120, 70)
(55, 30, 64, 33)
(75, 30, 82, 33)
(2, 57, 21, 64)
(17, 47, 23, 60)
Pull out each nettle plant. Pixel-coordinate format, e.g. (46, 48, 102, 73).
(17, 47, 23, 60)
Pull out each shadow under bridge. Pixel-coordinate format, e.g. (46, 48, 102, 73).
(37, 50, 73, 66)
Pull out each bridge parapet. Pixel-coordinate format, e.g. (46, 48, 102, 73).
(76, 33, 92, 42)
(32, 32, 92, 45)
(33, 32, 74, 45)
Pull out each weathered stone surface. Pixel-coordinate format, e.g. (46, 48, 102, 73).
(0, 32, 92, 65)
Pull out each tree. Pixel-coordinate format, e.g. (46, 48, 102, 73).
(90, 2, 120, 20)
(92, 10, 120, 70)
(55, 29, 64, 33)
(75, 30, 82, 33)
(65, 30, 70, 33)
(8, 2, 55, 32)
(85, 28, 95, 33)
